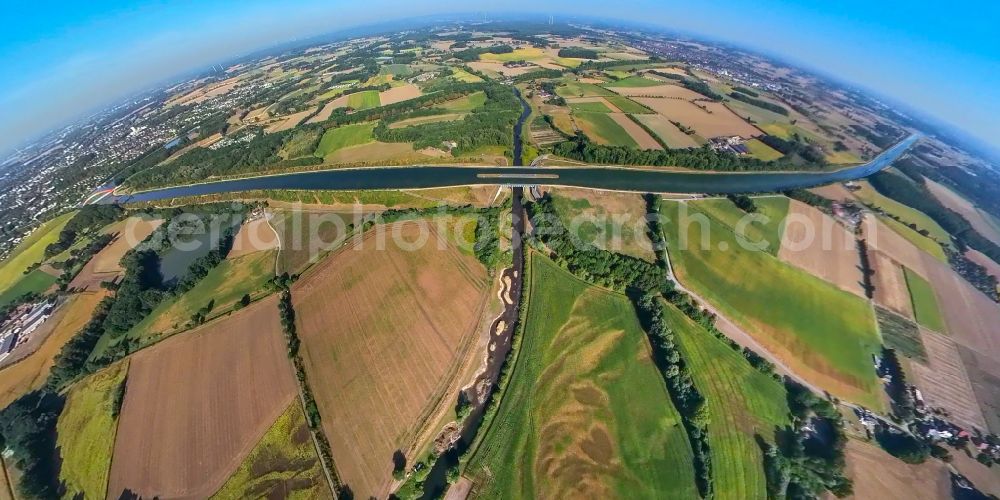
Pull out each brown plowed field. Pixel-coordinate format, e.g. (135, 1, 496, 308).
(292, 221, 489, 499)
(778, 200, 865, 297)
(841, 439, 950, 500)
(908, 329, 987, 432)
(926, 178, 1000, 245)
(227, 218, 279, 258)
(378, 84, 422, 105)
(107, 295, 297, 500)
(869, 250, 913, 318)
(861, 216, 928, 277)
(634, 98, 761, 138)
(957, 345, 1000, 434)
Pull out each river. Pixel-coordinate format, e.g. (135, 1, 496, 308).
(104, 133, 920, 205)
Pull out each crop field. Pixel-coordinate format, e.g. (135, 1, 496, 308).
(852, 180, 952, 244)
(662, 200, 883, 408)
(693, 197, 789, 255)
(908, 329, 988, 432)
(878, 215, 947, 262)
(127, 250, 277, 345)
(743, 138, 784, 161)
(437, 91, 487, 112)
(0, 269, 57, 306)
(0, 290, 108, 407)
(212, 402, 328, 499)
(607, 85, 705, 100)
(388, 113, 465, 129)
(569, 100, 613, 113)
(869, 249, 913, 317)
(314, 122, 377, 158)
(0, 211, 74, 295)
(633, 98, 761, 138)
(573, 112, 638, 147)
(903, 267, 946, 333)
(466, 254, 698, 499)
(480, 47, 545, 62)
(550, 188, 655, 261)
(610, 114, 663, 150)
(874, 307, 926, 361)
(378, 83, 422, 105)
(56, 360, 128, 500)
(862, 217, 932, 280)
(925, 178, 1000, 246)
(663, 302, 790, 500)
(556, 80, 616, 98)
(270, 210, 356, 274)
(347, 90, 381, 110)
(632, 114, 701, 148)
(91, 217, 163, 273)
(450, 68, 483, 82)
(108, 295, 298, 500)
(292, 221, 489, 499)
(227, 218, 279, 258)
(604, 95, 653, 114)
(606, 76, 661, 87)
(777, 200, 865, 297)
(842, 439, 950, 500)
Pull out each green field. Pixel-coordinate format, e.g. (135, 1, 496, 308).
(450, 68, 483, 83)
(573, 112, 638, 148)
(56, 361, 128, 500)
(556, 80, 616, 98)
(0, 211, 74, 295)
(480, 47, 546, 62)
(854, 181, 953, 245)
(690, 197, 790, 255)
(314, 122, 377, 158)
(379, 63, 413, 76)
(875, 306, 927, 362)
(437, 91, 487, 112)
(466, 253, 698, 499)
(126, 250, 277, 345)
(878, 215, 948, 262)
(605, 76, 661, 87)
(568, 101, 613, 113)
(903, 267, 946, 333)
(346, 90, 380, 110)
(744, 138, 784, 161)
(550, 193, 654, 262)
(0, 269, 58, 307)
(212, 402, 328, 499)
(604, 96, 653, 114)
(663, 302, 790, 500)
(661, 199, 883, 408)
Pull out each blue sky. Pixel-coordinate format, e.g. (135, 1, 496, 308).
(0, 0, 997, 155)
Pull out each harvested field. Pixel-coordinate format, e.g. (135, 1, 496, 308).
(87, 217, 163, 273)
(573, 112, 637, 147)
(634, 98, 761, 138)
(874, 307, 926, 361)
(908, 329, 987, 432)
(389, 113, 465, 129)
(566, 96, 620, 112)
(951, 449, 1000, 497)
(292, 221, 489, 499)
(271, 210, 355, 274)
(632, 114, 701, 148)
(307, 95, 350, 123)
(609, 113, 662, 150)
(778, 200, 865, 297)
(265, 109, 314, 133)
(967, 248, 1000, 280)
(841, 439, 950, 500)
(925, 178, 1000, 245)
(0, 290, 108, 407)
(854, 181, 952, 245)
(607, 84, 705, 100)
(957, 345, 1000, 433)
(227, 217, 279, 258)
(467, 61, 535, 77)
(107, 296, 298, 500)
(809, 183, 857, 202)
(325, 141, 426, 165)
(378, 83, 422, 105)
(862, 216, 929, 279)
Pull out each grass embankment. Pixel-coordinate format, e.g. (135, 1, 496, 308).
(56, 361, 129, 499)
(314, 122, 377, 158)
(212, 402, 328, 499)
(465, 253, 697, 499)
(126, 250, 277, 345)
(573, 112, 638, 148)
(902, 267, 946, 333)
(0, 211, 75, 297)
(661, 199, 884, 409)
(662, 302, 790, 500)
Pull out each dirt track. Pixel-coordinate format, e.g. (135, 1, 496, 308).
(107, 295, 297, 500)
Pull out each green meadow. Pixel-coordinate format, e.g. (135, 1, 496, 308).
(903, 267, 946, 333)
(465, 253, 698, 499)
(574, 112, 638, 148)
(314, 122, 377, 158)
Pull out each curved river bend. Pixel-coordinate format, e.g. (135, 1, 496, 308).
(110, 134, 919, 204)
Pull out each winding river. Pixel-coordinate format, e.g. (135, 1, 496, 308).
(105, 133, 920, 204)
